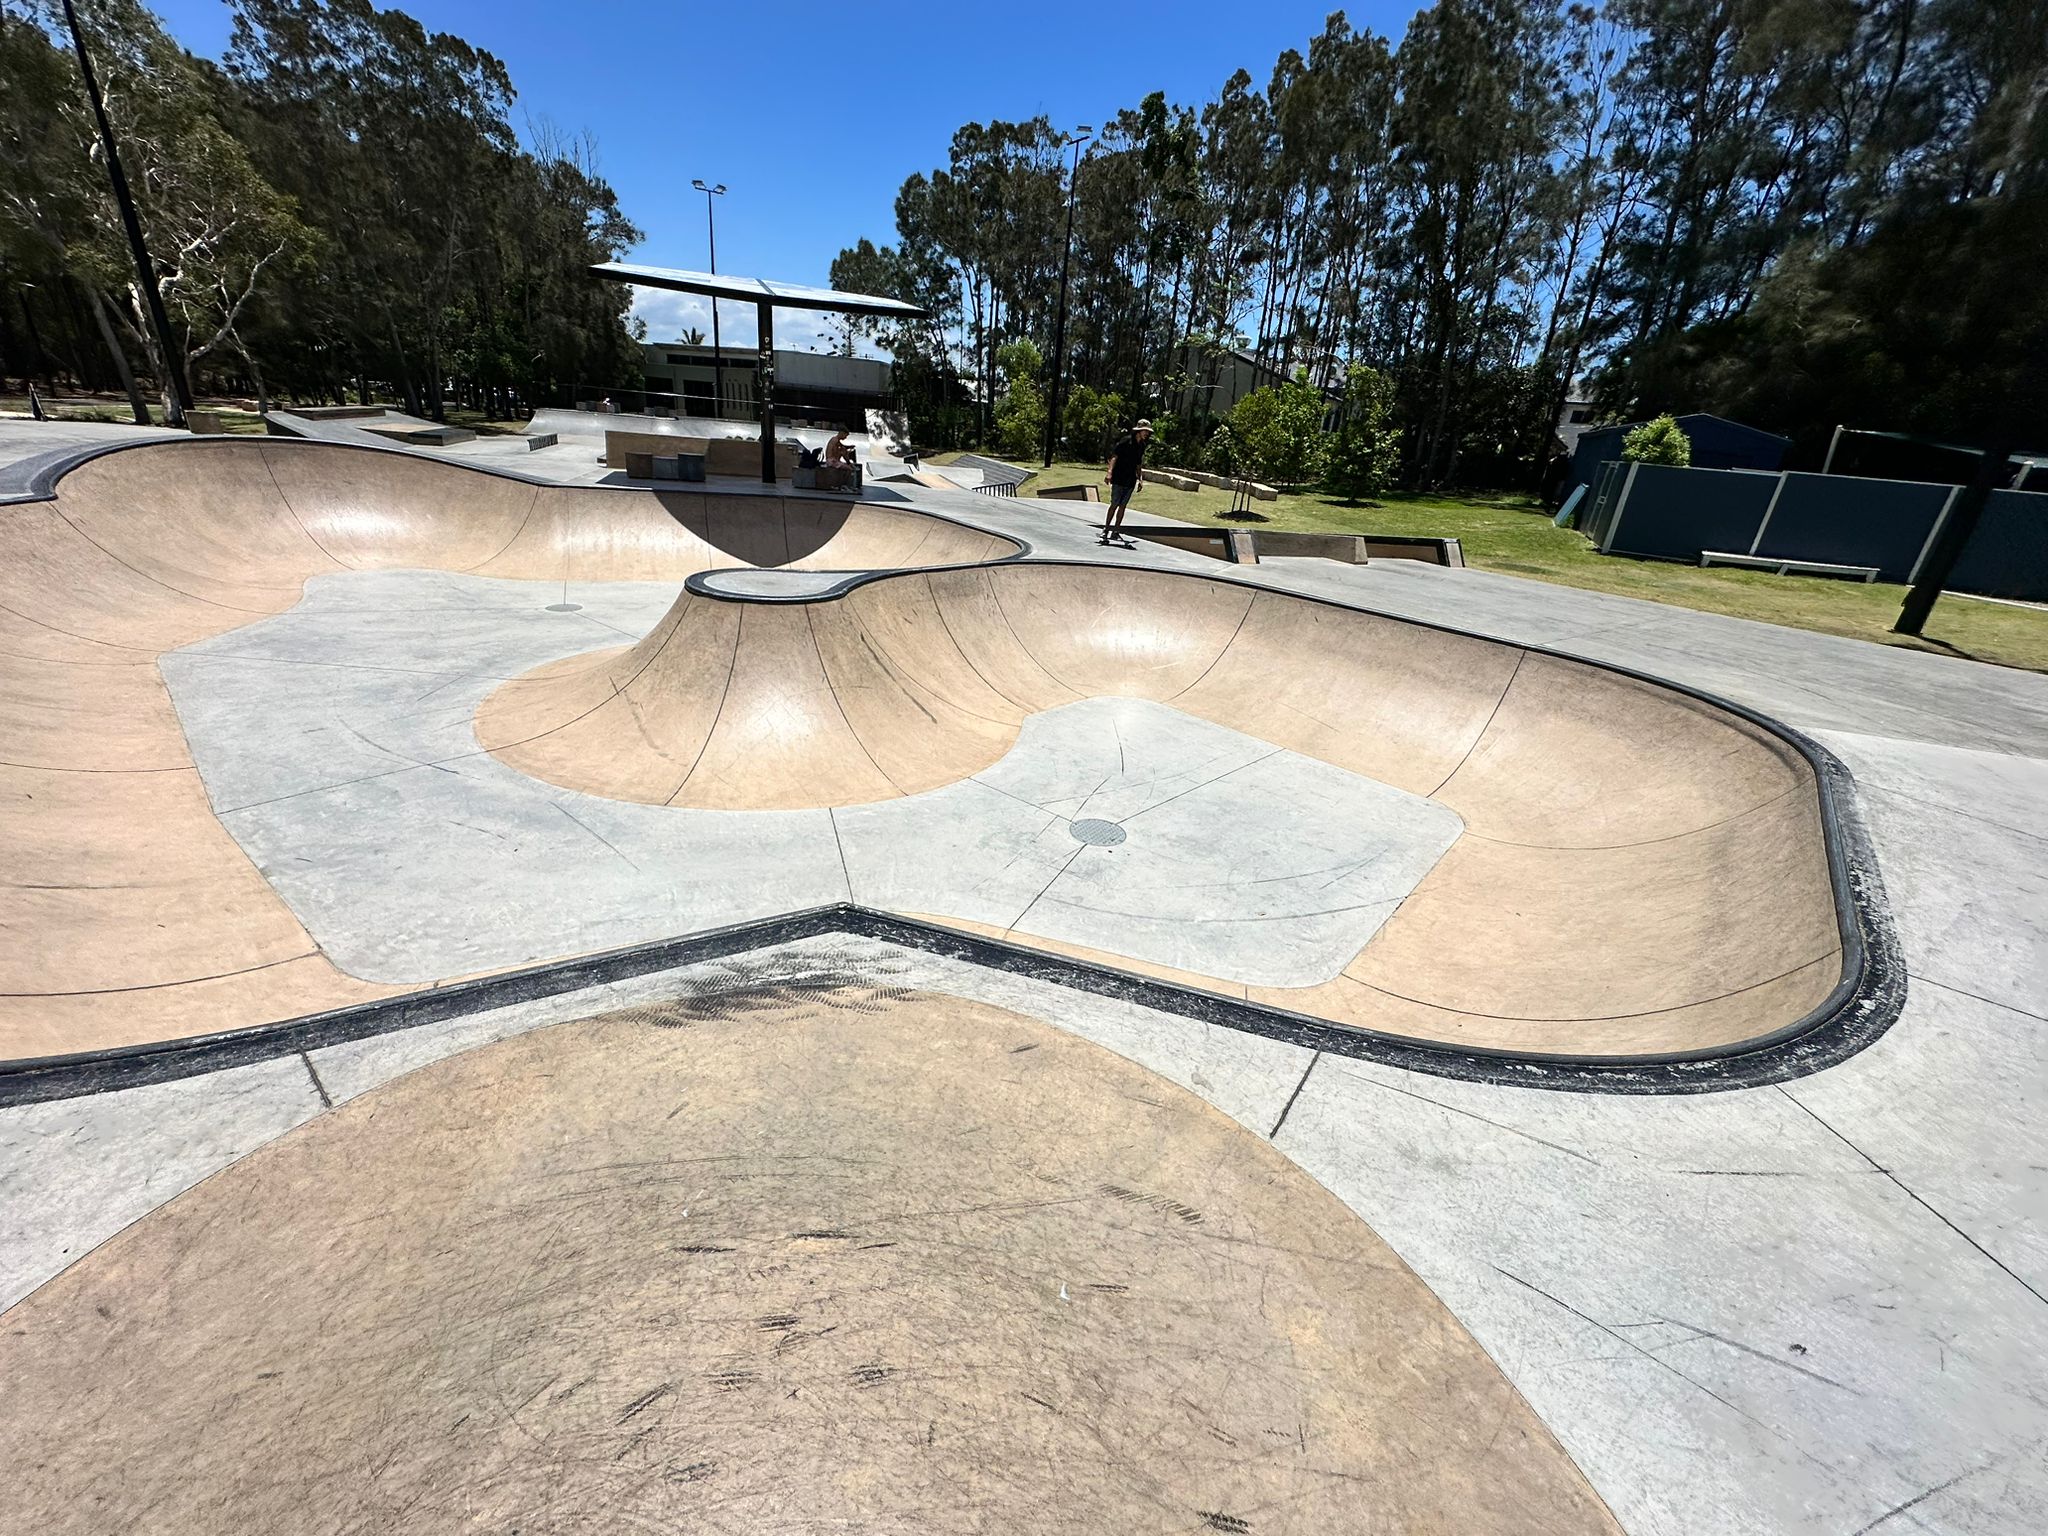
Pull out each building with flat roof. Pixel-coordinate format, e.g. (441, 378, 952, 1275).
(641, 342, 892, 429)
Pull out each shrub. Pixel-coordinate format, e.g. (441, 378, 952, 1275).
(992, 340, 1046, 460)
(1224, 369, 1328, 483)
(1141, 411, 1188, 467)
(1061, 384, 1132, 461)
(1622, 414, 1692, 466)
(1323, 364, 1402, 502)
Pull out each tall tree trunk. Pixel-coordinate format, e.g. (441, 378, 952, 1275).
(234, 332, 271, 418)
(86, 287, 151, 424)
(120, 280, 181, 425)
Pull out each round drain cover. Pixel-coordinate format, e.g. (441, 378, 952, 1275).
(1069, 818, 1127, 847)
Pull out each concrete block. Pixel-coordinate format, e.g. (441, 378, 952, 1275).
(603, 429, 710, 469)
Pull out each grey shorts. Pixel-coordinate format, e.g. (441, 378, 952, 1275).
(1107, 480, 1136, 510)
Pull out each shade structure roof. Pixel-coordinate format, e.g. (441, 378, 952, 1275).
(591, 262, 928, 320)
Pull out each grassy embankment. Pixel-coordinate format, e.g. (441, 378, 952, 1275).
(1005, 458, 2048, 674)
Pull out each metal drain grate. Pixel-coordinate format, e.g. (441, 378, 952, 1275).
(1069, 817, 1127, 847)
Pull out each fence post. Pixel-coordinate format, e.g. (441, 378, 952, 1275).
(1601, 462, 1641, 553)
(1749, 471, 1790, 555)
(1907, 484, 1963, 585)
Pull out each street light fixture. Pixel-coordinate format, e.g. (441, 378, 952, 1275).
(1042, 128, 1093, 469)
(692, 180, 726, 419)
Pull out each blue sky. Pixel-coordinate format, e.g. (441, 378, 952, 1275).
(148, 0, 1427, 349)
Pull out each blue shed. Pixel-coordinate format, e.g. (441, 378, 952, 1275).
(1564, 414, 1789, 504)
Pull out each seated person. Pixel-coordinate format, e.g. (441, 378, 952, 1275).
(823, 429, 857, 467)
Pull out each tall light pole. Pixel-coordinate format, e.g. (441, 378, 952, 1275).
(692, 180, 726, 419)
(1042, 128, 1092, 468)
(62, 0, 189, 425)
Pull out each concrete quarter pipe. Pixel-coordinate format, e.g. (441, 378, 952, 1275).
(0, 436, 1896, 1093)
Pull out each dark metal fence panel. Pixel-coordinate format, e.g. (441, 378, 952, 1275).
(1754, 473, 1950, 580)
(1950, 489, 2048, 600)
(1605, 464, 1775, 562)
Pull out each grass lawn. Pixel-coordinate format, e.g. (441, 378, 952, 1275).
(3, 393, 269, 433)
(1018, 460, 2048, 674)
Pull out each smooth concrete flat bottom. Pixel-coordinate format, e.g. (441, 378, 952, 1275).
(161, 573, 1460, 987)
(0, 985, 1619, 1535)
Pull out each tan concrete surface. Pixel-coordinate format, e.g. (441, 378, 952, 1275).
(0, 439, 1016, 1060)
(0, 986, 1620, 1534)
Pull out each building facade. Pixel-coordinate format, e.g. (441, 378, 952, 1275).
(640, 343, 892, 429)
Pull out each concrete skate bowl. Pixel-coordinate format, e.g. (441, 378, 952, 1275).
(0, 437, 1016, 1068)
(0, 436, 1895, 1095)
(475, 562, 1896, 1080)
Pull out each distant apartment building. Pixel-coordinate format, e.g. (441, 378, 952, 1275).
(640, 343, 892, 428)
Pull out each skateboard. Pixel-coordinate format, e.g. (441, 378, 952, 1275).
(1097, 533, 1137, 549)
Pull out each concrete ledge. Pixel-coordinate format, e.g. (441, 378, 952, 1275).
(365, 423, 475, 448)
(1253, 531, 1369, 564)
(1121, 526, 1255, 564)
(1362, 534, 1464, 568)
(605, 429, 710, 469)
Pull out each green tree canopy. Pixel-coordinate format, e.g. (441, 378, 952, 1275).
(1, 0, 644, 421)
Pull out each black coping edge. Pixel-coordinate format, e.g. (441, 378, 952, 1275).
(0, 787, 1903, 1107)
(0, 435, 1908, 1106)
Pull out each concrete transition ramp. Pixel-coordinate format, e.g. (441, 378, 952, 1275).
(0, 439, 1013, 1062)
(478, 563, 1848, 1059)
(0, 436, 1885, 1082)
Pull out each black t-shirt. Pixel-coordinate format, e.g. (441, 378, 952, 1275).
(1108, 435, 1148, 486)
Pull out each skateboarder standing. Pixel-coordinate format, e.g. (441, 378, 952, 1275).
(1100, 419, 1152, 546)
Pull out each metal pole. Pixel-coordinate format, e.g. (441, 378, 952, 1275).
(707, 197, 721, 419)
(61, 0, 188, 425)
(694, 180, 725, 420)
(1893, 439, 2013, 636)
(1821, 423, 1844, 475)
(756, 299, 776, 484)
(1041, 130, 1090, 469)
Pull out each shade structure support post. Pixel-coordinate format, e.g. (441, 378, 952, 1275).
(757, 299, 776, 483)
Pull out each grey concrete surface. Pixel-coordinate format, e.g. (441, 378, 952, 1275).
(0, 1055, 321, 1311)
(693, 568, 865, 598)
(164, 577, 1456, 987)
(838, 697, 1462, 983)
(0, 415, 179, 478)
